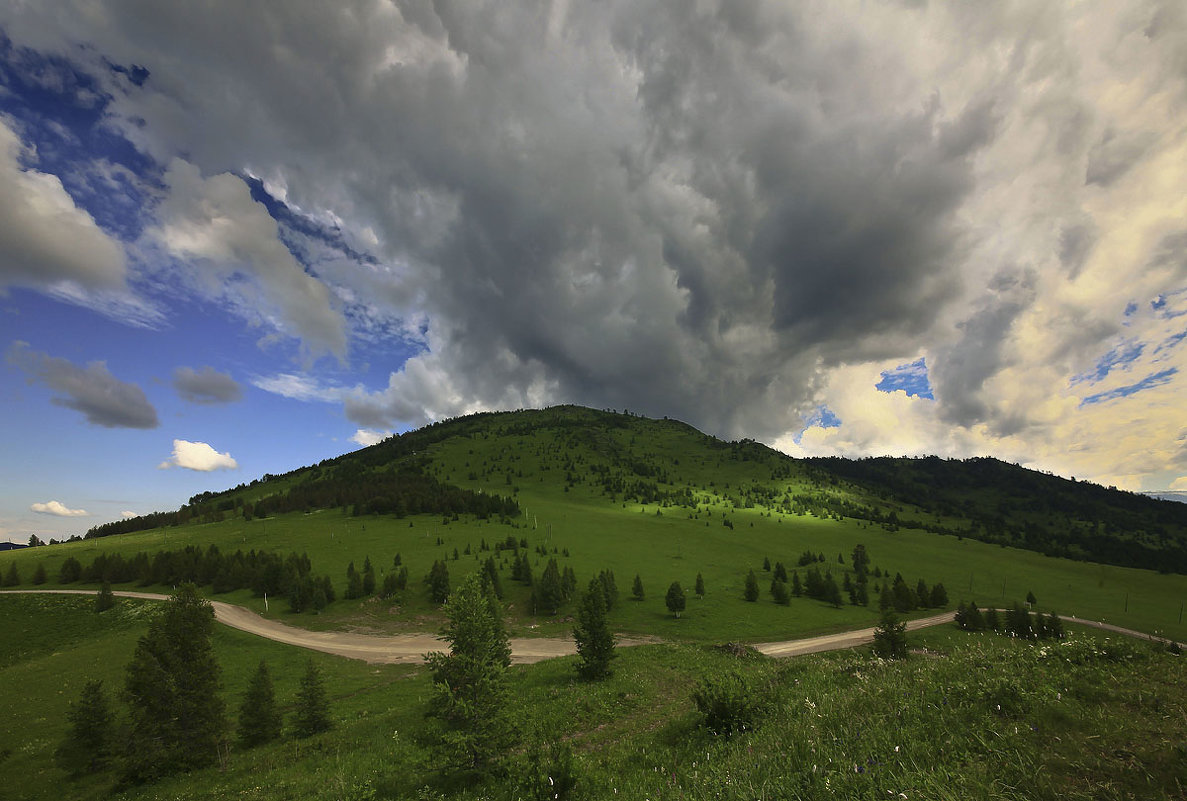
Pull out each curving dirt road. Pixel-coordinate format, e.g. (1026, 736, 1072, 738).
(1, 590, 1169, 665)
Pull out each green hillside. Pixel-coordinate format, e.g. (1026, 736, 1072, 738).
(5, 405, 1187, 642)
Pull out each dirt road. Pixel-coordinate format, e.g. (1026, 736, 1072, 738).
(2, 590, 1168, 665)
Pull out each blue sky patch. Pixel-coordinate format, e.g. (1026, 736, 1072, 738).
(1080, 367, 1178, 406)
(0, 33, 160, 240)
(875, 358, 934, 399)
(1074, 340, 1144, 385)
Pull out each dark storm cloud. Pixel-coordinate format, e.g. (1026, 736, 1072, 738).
(6, 0, 1181, 453)
(7, 341, 159, 428)
(932, 268, 1038, 432)
(172, 366, 242, 405)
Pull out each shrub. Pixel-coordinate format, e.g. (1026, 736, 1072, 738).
(692, 671, 766, 736)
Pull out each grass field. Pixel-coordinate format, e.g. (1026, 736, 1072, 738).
(3, 593, 1184, 801)
(4, 488, 1186, 644)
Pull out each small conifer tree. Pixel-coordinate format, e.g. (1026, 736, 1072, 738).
(872, 610, 909, 660)
(694, 572, 705, 598)
(2, 562, 20, 586)
(238, 661, 282, 748)
(632, 574, 645, 601)
(95, 581, 116, 613)
(426, 572, 513, 772)
(771, 578, 790, 605)
(32, 563, 47, 585)
(291, 659, 332, 737)
(665, 581, 686, 618)
(362, 557, 376, 596)
(427, 560, 451, 604)
(574, 578, 615, 680)
(743, 569, 760, 602)
(55, 680, 112, 777)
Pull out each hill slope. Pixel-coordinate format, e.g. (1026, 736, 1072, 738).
(7, 405, 1187, 644)
(96, 405, 1187, 574)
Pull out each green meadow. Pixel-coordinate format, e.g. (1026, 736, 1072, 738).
(4, 499, 1186, 643)
(2, 593, 1184, 801)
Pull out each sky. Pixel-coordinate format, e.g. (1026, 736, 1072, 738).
(1, 1, 1186, 543)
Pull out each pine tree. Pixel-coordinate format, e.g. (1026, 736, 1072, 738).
(791, 570, 802, 597)
(1006, 602, 1034, 639)
(122, 584, 227, 783)
(771, 578, 790, 605)
(538, 559, 565, 614)
(850, 544, 869, 578)
(59, 557, 82, 584)
(694, 572, 705, 598)
(929, 583, 948, 608)
(2, 562, 19, 586)
(238, 661, 282, 748)
(427, 560, 451, 604)
(598, 569, 618, 610)
(665, 581, 686, 618)
(292, 659, 332, 737)
(1026, 590, 1037, 607)
(773, 561, 788, 582)
(345, 562, 363, 600)
(743, 569, 760, 602)
(362, 557, 376, 596)
(762, 556, 771, 572)
(561, 565, 577, 601)
(32, 563, 47, 585)
(482, 557, 503, 600)
(915, 579, 930, 608)
(824, 574, 843, 608)
(871, 610, 909, 660)
(574, 578, 615, 680)
(426, 572, 513, 772)
(984, 606, 1000, 631)
(95, 581, 116, 613)
(632, 574, 645, 601)
(55, 680, 112, 777)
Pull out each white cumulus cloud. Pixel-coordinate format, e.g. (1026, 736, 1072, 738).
(0, 118, 126, 291)
(158, 439, 238, 472)
(30, 500, 89, 517)
(350, 428, 391, 447)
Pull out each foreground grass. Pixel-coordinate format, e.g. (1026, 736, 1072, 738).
(3, 595, 1185, 800)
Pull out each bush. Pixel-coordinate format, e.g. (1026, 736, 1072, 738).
(692, 671, 766, 736)
(512, 741, 580, 801)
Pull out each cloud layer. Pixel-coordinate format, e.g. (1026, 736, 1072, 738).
(158, 439, 238, 472)
(7, 341, 159, 429)
(1, 1, 1185, 488)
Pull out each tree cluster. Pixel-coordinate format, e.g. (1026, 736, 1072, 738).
(57, 586, 334, 787)
(955, 600, 1064, 640)
(878, 573, 948, 613)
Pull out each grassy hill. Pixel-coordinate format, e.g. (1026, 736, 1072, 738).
(5, 406, 1187, 799)
(4, 405, 1187, 643)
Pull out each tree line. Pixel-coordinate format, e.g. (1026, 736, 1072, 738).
(54, 545, 336, 613)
